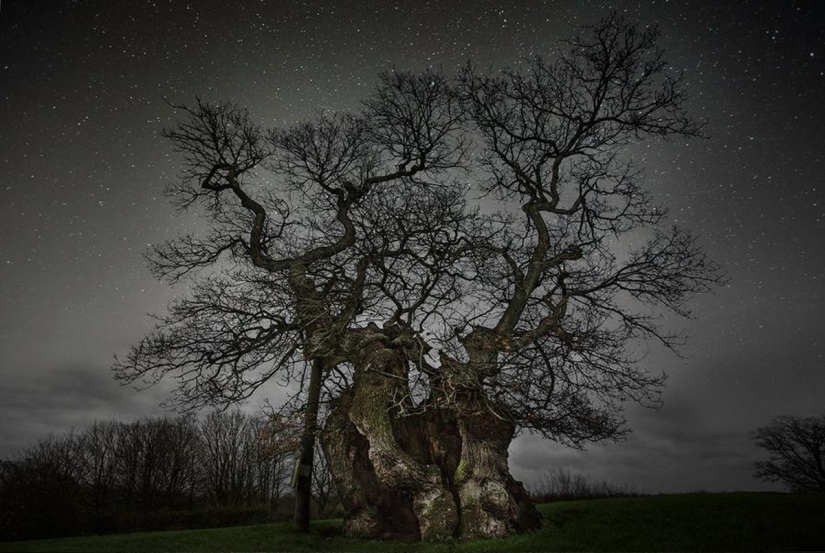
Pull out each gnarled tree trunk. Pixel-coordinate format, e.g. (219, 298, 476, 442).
(319, 326, 541, 541)
(453, 399, 540, 538)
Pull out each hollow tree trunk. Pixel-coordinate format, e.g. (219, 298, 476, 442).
(319, 327, 541, 541)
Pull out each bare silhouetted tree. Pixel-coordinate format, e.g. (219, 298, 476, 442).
(753, 415, 825, 492)
(115, 13, 723, 540)
(77, 420, 120, 515)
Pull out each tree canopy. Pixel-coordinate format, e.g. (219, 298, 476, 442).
(115, 14, 724, 540)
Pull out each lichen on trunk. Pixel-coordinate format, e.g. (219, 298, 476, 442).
(454, 401, 542, 537)
(319, 325, 541, 541)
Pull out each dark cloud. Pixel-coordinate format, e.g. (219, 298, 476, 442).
(511, 402, 778, 493)
(0, 364, 171, 458)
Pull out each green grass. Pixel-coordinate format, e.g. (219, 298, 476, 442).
(2, 493, 823, 552)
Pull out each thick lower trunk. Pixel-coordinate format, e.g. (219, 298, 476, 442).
(321, 389, 421, 540)
(319, 329, 541, 541)
(454, 400, 543, 538)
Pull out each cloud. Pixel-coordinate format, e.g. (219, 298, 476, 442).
(0, 363, 172, 458)
(0, 359, 297, 460)
(508, 382, 784, 494)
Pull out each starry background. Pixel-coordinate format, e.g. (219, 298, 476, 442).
(1, 0, 824, 493)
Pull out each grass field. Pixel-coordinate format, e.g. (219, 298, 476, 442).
(1, 492, 823, 552)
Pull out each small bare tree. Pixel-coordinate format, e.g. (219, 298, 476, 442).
(112, 417, 200, 510)
(249, 413, 298, 507)
(115, 14, 723, 540)
(199, 410, 255, 506)
(77, 420, 120, 514)
(753, 415, 825, 492)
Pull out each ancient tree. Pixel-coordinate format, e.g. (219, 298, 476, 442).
(752, 415, 825, 492)
(116, 15, 723, 540)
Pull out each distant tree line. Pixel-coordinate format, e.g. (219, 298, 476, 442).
(530, 467, 640, 502)
(0, 410, 337, 541)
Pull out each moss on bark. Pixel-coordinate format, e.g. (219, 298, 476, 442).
(319, 326, 541, 541)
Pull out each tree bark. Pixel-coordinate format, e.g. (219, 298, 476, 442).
(454, 398, 542, 537)
(293, 358, 323, 533)
(319, 326, 541, 541)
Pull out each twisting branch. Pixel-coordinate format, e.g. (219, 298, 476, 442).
(119, 15, 724, 448)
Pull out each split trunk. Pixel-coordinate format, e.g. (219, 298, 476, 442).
(318, 326, 541, 541)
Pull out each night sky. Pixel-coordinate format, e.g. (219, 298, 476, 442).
(1, 0, 824, 493)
